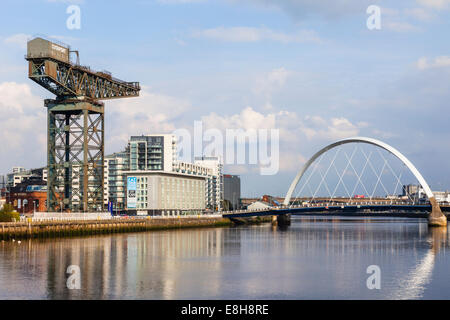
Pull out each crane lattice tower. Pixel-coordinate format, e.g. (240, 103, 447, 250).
(26, 37, 140, 212)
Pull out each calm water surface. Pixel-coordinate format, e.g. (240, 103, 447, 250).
(0, 216, 449, 299)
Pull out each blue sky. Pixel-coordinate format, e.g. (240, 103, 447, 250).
(0, 0, 450, 197)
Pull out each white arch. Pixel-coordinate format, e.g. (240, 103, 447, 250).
(283, 137, 434, 206)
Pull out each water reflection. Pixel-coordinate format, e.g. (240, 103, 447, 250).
(0, 217, 449, 299)
(0, 229, 238, 299)
(388, 227, 448, 300)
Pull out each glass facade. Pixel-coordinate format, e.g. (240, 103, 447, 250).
(129, 136, 167, 171)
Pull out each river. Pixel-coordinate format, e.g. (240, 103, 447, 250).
(0, 216, 449, 299)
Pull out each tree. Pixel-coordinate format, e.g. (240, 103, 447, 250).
(0, 203, 20, 222)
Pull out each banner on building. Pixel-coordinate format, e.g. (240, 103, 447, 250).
(127, 177, 137, 209)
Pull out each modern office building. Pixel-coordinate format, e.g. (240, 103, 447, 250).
(125, 171, 206, 215)
(223, 174, 241, 210)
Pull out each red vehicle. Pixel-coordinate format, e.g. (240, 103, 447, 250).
(354, 195, 365, 198)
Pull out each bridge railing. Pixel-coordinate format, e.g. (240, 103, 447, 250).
(222, 200, 424, 215)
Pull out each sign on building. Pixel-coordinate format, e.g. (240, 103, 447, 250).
(127, 177, 137, 209)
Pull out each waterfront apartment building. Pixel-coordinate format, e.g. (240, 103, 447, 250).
(103, 135, 225, 214)
(194, 156, 223, 211)
(128, 134, 177, 172)
(173, 158, 222, 211)
(125, 171, 206, 215)
(103, 151, 129, 211)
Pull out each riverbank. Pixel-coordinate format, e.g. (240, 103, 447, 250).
(0, 216, 232, 240)
(0, 215, 274, 240)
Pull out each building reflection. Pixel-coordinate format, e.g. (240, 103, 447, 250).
(39, 228, 238, 299)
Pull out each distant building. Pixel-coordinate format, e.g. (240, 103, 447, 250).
(402, 184, 425, 201)
(247, 201, 270, 211)
(12, 167, 26, 174)
(432, 191, 450, 204)
(223, 174, 241, 210)
(7, 170, 31, 187)
(7, 176, 48, 213)
(6, 167, 47, 187)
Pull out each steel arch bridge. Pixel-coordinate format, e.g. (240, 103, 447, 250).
(223, 137, 447, 227)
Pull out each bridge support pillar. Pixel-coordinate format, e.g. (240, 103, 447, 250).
(271, 215, 277, 226)
(277, 214, 291, 226)
(428, 197, 447, 227)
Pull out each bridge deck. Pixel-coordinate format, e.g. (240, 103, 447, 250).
(222, 204, 450, 219)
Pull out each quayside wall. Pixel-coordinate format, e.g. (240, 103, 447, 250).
(0, 216, 232, 240)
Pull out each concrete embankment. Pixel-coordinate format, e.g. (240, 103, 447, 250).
(228, 215, 273, 225)
(0, 216, 233, 240)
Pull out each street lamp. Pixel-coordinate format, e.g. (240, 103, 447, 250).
(23, 199, 28, 216)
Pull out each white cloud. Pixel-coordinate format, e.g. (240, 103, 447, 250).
(200, 106, 363, 173)
(417, 0, 450, 10)
(416, 56, 450, 70)
(192, 26, 321, 44)
(253, 67, 291, 103)
(405, 7, 435, 21)
(202, 106, 277, 131)
(3, 33, 32, 49)
(0, 82, 46, 173)
(384, 21, 421, 33)
(303, 116, 361, 141)
(202, 108, 362, 144)
(106, 86, 192, 152)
